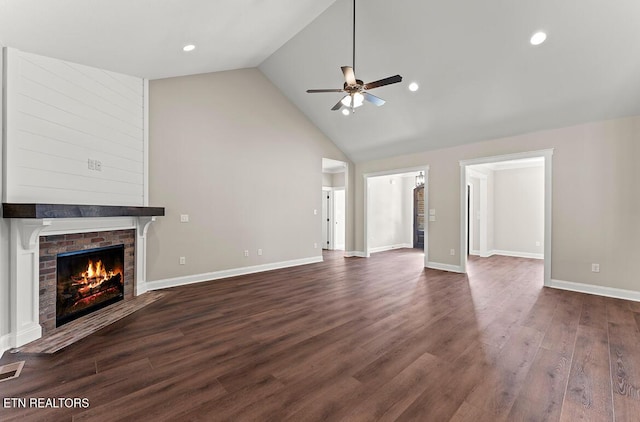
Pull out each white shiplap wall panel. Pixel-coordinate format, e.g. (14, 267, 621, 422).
(5, 48, 145, 205)
(16, 113, 143, 161)
(20, 55, 143, 129)
(22, 52, 143, 111)
(19, 131, 144, 175)
(19, 76, 142, 140)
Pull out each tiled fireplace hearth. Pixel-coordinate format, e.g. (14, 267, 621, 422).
(3, 203, 164, 349)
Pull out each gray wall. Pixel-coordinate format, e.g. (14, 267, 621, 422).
(355, 115, 640, 291)
(147, 68, 350, 281)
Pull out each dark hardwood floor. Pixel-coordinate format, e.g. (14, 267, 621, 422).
(2, 249, 640, 421)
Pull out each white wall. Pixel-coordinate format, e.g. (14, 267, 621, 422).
(147, 68, 350, 282)
(332, 172, 345, 187)
(493, 166, 544, 257)
(322, 172, 333, 187)
(3, 48, 145, 205)
(368, 175, 413, 252)
(322, 171, 345, 188)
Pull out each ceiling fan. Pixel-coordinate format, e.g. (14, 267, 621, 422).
(306, 0, 402, 113)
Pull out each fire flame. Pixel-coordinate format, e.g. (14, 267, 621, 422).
(81, 259, 117, 287)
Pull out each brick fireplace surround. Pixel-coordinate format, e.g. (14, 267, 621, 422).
(39, 230, 135, 335)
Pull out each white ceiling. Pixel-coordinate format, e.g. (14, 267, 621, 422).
(1, 0, 640, 163)
(0, 0, 338, 79)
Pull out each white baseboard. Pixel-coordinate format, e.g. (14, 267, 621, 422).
(549, 279, 640, 302)
(0, 334, 11, 355)
(469, 249, 480, 256)
(427, 262, 464, 273)
(489, 250, 544, 260)
(369, 243, 412, 254)
(147, 256, 323, 291)
(345, 251, 368, 258)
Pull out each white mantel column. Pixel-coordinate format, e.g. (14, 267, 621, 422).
(8, 219, 51, 347)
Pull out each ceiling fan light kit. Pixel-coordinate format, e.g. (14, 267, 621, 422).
(306, 0, 402, 113)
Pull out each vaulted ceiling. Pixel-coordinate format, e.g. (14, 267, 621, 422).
(1, 0, 639, 162)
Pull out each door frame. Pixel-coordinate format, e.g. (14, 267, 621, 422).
(466, 168, 488, 257)
(459, 149, 553, 286)
(363, 165, 430, 267)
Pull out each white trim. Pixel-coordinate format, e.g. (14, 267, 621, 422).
(146, 256, 323, 291)
(143, 78, 150, 206)
(475, 157, 545, 171)
(489, 250, 544, 260)
(549, 279, 640, 302)
(345, 251, 367, 258)
(466, 169, 488, 257)
(459, 149, 554, 167)
(469, 249, 480, 256)
(459, 149, 553, 286)
(1, 333, 11, 354)
(369, 243, 412, 254)
(426, 262, 464, 273)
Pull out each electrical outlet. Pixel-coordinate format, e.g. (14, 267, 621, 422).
(592, 263, 600, 273)
(88, 159, 95, 170)
(179, 257, 186, 265)
(536, 241, 541, 247)
(450, 249, 455, 256)
(314, 243, 318, 249)
(257, 249, 263, 256)
(244, 250, 249, 257)
(180, 214, 189, 223)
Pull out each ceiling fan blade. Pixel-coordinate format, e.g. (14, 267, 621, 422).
(364, 75, 403, 90)
(341, 66, 357, 86)
(363, 92, 385, 106)
(331, 97, 347, 111)
(307, 89, 344, 93)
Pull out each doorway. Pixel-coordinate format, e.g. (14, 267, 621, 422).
(460, 150, 553, 285)
(322, 158, 347, 251)
(363, 166, 429, 266)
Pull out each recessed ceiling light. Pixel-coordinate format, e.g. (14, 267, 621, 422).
(342, 109, 350, 116)
(408, 82, 419, 92)
(530, 32, 547, 46)
(183, 44, 196, 52)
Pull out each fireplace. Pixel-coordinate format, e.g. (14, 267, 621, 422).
(56, 245, 125, 327)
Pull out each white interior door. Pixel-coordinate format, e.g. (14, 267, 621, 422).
(333, 189, 345, 250)
(321, 190, 332, 249)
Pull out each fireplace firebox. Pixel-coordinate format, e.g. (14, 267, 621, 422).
(56, 244, 125, 327)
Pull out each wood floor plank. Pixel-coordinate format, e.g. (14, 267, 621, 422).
(464, 325, 545, 420)
(560, 325, 613, 422)
(507, 347, 572, 421)
(608, 321, 640, 421)
(1, 250, 636, 421)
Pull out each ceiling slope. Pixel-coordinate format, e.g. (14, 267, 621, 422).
(260, 0, 640, 162)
